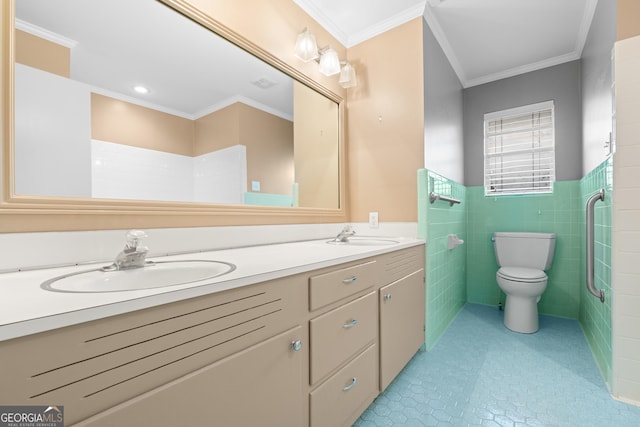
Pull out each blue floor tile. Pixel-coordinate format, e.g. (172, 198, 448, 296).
(355, 304, 640, 427)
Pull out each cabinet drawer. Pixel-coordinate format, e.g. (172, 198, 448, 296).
(310, 344, 378, 427)
(310, 292, 376, 384)
(309, 260, 377, 310)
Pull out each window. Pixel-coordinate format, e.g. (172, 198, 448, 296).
(484, 101, 555, 195)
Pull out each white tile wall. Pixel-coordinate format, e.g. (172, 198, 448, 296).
(194, 145, 246, 204)
(15, 64, 92, 198)
(92, 141, 248, 204)
(91, 140, 194, 202)
(612, 34, 640, 404)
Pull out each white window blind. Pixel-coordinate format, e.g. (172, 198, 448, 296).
(484, 101, 555, 195)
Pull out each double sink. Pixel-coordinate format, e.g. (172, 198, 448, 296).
(40, 230, 398, 293)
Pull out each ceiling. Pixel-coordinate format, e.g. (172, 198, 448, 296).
(16, 0, 600, 116)
(294, 0, 599, 88)
(16, 0, 294, 120)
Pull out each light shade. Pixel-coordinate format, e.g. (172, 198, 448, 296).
(294, 28, 319, 62)
(339, 62, 357, 88)
(318, 47, 341, 76)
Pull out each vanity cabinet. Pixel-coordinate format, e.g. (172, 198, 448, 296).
(0, 243, 425, 427)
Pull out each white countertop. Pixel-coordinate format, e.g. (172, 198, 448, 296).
(0, 237, 424, 341)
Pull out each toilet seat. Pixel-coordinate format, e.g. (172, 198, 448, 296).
(497, 267, 546, 283)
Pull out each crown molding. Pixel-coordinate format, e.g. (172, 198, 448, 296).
(575, 0, 599, 57)
(347, 3, 426, 47)
(15, 19, 78, 48)
(194, 95, 293, 121)
(294, 1, 427, 48)
(422, 4, 467, 85)
(293, 0, 349, 46)
(464, 52, 581, 88)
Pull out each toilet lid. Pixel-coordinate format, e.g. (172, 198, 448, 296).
(498, 267, 547, 282)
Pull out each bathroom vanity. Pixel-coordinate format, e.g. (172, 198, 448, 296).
(0, 238, 425, 426)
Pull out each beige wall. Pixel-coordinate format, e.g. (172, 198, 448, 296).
(195, 102, 294, 195)
(15, 29, 69, 78)
(346, 18, 425, 222)
(194, 103, 240, 155)
(294, 81, 339, 209)
(196, 103, 294, 195)
(618, 0, 640, 41)
(238, 103, 294, 195)
(91, 93, 195, 156)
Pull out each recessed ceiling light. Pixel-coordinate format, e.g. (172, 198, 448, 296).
(133, 85, 149, 94)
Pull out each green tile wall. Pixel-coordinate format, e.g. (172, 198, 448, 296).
(419, 162, 612, 386)
(465, 182, 583, 319)
(579, 157, 613, 386)
(418, 169, 467, 349)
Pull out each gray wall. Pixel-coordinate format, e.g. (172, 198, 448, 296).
(463, 60, 583, 186)
(581, 0, 616, 175)
(423, 19, 464, 184)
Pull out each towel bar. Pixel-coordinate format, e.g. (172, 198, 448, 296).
(429, 192, 461, 206)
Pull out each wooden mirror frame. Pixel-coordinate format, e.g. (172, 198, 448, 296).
(0, 0, 347, 233)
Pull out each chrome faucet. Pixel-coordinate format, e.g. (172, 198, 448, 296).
(334, 225, 356, 242)
(106, 230, 149, 270)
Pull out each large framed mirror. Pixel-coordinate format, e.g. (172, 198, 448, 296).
(0, 0, 346, 232)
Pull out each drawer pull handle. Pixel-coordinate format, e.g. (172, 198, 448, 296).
(343, 377, 357, 391)
(291, 339, 303, 352)
(342, 276, 357, 284)
(342, 319, 358, 329)
(384, 293, 392, 301)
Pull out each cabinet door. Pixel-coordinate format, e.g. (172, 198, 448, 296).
(379, 269, 425, 391)
(78, 326, 305, 427)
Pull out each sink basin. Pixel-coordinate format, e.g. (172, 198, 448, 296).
(41, 260, 236, 293)
(326, 237, 400, 246)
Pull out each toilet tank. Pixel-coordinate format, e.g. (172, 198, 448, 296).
(493, 232, 556, 270)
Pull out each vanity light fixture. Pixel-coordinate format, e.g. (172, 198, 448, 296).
(294, 27, 357, 88)
(338, 61, 357, 88)
(318, 47, 340, 76)
(294, 27, 319, 62)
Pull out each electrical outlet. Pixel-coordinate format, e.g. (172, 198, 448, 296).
(369, 212, 379, 229)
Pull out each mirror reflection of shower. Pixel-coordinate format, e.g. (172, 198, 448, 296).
(14, 0, 339, 209)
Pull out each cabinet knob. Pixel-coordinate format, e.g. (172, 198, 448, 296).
(342, 377, 357, 391)
(384, 293, 392, 301)
(291, 339, 303, 352)
(342, 319, 358, 329)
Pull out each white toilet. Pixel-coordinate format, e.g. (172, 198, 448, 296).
(493, 232, 556, 333)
